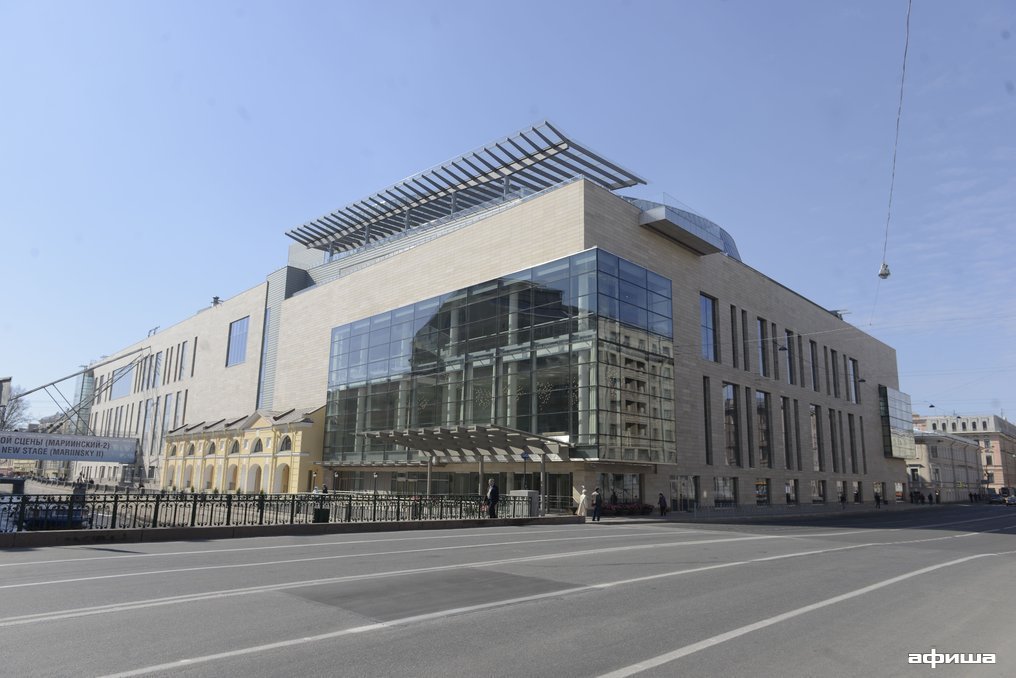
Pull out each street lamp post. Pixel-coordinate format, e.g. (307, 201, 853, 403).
(521, 451, 530, 490)
(332, 471, 339, 492)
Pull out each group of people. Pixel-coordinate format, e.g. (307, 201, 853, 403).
(908, 490, 939, 504)
(574, 486, 604, 521)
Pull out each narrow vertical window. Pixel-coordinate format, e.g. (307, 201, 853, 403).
(756, 390, 771, 468)
(757, 318, 769, 377)
(703, 377, 713, 465)
(741, 310, 751, 372)
(781, 396, 793, 470)
(700, 294, 718, 362)
(810, 404, 824, 471)
(829, 408, 839, 473)
(226, 317, 250, 367)
(723, 383, 741, 467)
(823, 347, 831, 395)
(847, 357, 860, 404)
(810, 340, 820, 392)
(178, 341, 188, 380)
(770, 322, 780, 381)
(729, 305, 739, 368)
(785, 330, 796, 385)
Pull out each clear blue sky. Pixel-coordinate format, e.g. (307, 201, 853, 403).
(2, 0, 1014, 422)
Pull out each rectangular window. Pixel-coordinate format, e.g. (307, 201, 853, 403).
(829, 409, 839, 473)
(756, 390, 771, 468)
(793, 399, 803, 471)
(191, 336, 198, 377)
(830, 349, 840, 397)
(151, 352, 162, 389)
(847, 358, 859, 404)
(703, 377, 713, 465)
(700, 294, 718, 362)
(110, 365, 134, 400)
(771, 322, 780, 381)
(811, 404, 824, 471)
(178, 341, 188, 380)
(848, 413, 858, 474)
(226, 317, 250, 367)
(781, 396, 793, 470)
(741, 310, 751, 372)
(810, 479, 826, 503)
(810, 340, 820, 392)
(757, 318, 769, 377)
(729, 305, 739, 368)
(860, 416, 868, 475)
(784, 479, 798, 504)
(754, 478, 770, 505)
(713, 477, 737, 507)
(723, 383, 741, 467)
(744, 386, 754, 467)
(785, 330, 796, 385)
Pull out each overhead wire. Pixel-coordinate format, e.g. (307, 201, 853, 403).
(869, 0, 913, 325)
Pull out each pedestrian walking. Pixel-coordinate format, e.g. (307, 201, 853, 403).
(591, 487, 603, 522)
(658, 492, 668, 516)
(486, 478, 499, 519)
(874, 493, 881, 509)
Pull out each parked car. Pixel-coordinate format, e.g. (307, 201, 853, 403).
(1004, 496, 1016, 507)
(987, 494, 1006, 504)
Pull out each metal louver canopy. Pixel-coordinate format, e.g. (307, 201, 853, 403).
(286, 121, 646, 253)
(361, 425, 570, 463)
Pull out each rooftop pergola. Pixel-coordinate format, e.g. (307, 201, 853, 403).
(286, 121, 645, 253)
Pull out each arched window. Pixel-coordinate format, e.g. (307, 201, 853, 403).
(252, 438, 263, 453)
(229, 440, 240, 455)
(187, 444, 196, 456)
(279, 435, 292, 452)
(205, 442, 214, 455)
(169, 445, 178, 457)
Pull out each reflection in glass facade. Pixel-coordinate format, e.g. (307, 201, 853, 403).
(879, 385, 917, 459)
(325, 249, 675, 464)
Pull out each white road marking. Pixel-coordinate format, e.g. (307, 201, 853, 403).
(596, 550, 1016, 678)
(94, 547, 1016, 678)
(0, 526, 690, 567)
(1, 528, 998, 628)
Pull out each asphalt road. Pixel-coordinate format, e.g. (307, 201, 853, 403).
(1, 505, 1013, 678)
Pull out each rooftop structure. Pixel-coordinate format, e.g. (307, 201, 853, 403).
(286, 121, 645, 254)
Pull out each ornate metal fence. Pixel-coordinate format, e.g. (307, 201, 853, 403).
(0, 492, 534, 532)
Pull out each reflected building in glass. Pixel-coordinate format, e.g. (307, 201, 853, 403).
(325, 249, 676, 467)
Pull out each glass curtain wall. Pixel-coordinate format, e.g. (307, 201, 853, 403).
(325, 249, 675, 465)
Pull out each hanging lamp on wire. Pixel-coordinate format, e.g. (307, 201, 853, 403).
(878, 0, 912, 280)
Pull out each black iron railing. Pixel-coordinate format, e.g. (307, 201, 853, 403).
(0, 492, 535, 532)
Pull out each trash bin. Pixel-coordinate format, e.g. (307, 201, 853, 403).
(312, 508, 330, 523)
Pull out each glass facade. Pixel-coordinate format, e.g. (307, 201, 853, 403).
(325, 249, 675, 465)
(879, 385, 917, 459)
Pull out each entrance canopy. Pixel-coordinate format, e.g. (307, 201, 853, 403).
(361, 425, 569, 464)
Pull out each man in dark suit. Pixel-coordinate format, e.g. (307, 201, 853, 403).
(486, 478, 500, 518)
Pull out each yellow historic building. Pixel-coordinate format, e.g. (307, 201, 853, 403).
(162, 407, 324, 493)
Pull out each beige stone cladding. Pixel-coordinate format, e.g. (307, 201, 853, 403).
(76, 283, 268, 483)
(273, 180, 588, 410)
(580, 181, 907, 506)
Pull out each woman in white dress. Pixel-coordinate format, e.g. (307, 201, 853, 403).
(576, 486, 589, 516)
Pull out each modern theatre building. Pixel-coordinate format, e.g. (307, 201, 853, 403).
(70, 122, 913, 509)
